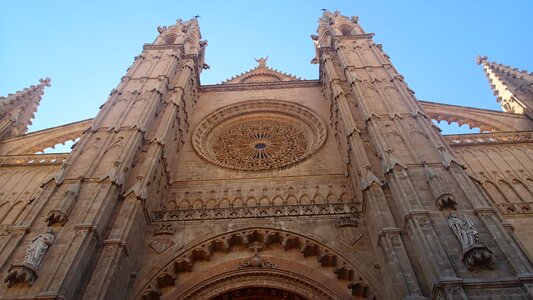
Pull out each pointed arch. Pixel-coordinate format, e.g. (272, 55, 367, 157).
(162, 33, 177, 45)
(498, 180, 520, 202)
(512, 180, 532, 202)
(482, 181, 507, 204)
(137, 227, 380, 300)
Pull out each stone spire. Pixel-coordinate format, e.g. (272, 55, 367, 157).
(477, 56, 533, 119)
(0, 78, 51, 141)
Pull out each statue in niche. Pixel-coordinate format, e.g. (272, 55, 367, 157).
(448, 213, 494, 271)
(4, 228, 55, 287)
(23, 227, 55, 268)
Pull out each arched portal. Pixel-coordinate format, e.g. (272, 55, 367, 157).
(137, 228, 379, 300)
(211, 286, 305, 300)
(175, 267, 338, 300)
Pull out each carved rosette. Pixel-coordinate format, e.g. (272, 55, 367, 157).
(192, 100, 326, 171)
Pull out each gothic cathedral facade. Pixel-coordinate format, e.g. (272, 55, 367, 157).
(1, 11, 533, 299)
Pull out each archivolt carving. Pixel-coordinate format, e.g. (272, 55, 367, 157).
(181, 270, 335, 300)
(139, 228, 377, 300)
(192, 100, 327, 171)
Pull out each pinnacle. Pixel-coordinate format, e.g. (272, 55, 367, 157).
(39, 77, 52, 87)
(2, 78, 51, 102)
(476, 55, 488, 65)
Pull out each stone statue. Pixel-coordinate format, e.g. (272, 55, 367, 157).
(448, 213, 494, 271)
(254, 56, 268, 68)
(4, 228, 55, 287)
(448, 212, 478, 249)
(23, 227, 55, 269)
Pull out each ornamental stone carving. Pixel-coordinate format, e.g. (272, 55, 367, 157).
(237, 242, 277, 269)
(448, 213, 494, 271)
(424, 164, 456, 210)
(192, 100, 326, 171)
(4, 227, 55, 287)
(23, 227, 55, 267)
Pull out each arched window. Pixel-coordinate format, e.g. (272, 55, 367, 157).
(340, 26, 352, 36)
(162, 33, 177, 45)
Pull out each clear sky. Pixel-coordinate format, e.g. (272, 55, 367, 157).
(1, 0, 532, 140)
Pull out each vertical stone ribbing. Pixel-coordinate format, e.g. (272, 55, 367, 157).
(317, 10, 533, 299)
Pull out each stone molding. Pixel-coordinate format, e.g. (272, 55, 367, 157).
(495, 202, 533, 216)
(0, 154, 67, 166)
(152, 202, 361, 222)
(200, 80, 320, 92)
(180, 270, 335, 300)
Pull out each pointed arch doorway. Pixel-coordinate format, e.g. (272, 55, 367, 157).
(138, 228, 379, 299)
(177, 268, 337, 300)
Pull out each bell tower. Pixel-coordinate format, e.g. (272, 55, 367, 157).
(0, 18, 206, 299)
(316, 10, 533, 299)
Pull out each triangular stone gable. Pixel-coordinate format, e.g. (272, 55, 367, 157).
(222, 57, 301, 84)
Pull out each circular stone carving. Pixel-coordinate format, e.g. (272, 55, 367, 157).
(192, 100, 327, 171)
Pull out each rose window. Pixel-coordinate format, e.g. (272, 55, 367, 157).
(192, 100, 326, 171)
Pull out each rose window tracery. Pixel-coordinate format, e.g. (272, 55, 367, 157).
(193, 100, 326, 171)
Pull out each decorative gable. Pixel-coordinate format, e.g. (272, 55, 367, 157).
(222, 57, 301, 84)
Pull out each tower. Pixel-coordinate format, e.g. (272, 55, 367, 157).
(1, 12, 533, 300)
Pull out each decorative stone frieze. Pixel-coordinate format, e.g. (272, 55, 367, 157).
(445, 131, 532, 146)
(495, 202, 533, 215)
(0, 154, 67, 166)
(152, 202, 360, 222)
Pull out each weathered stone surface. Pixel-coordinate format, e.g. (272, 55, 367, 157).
(0, 11, 532, 300)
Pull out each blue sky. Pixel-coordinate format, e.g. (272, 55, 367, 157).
(1, 0, 532, 139)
